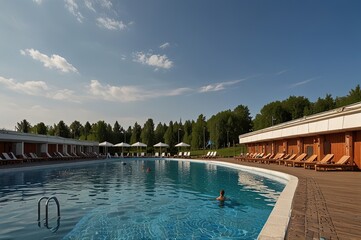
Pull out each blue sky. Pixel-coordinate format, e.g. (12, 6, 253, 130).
(1, 0, 361, 130)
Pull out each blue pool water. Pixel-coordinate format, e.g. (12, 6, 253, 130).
(0, 158, 285, 239)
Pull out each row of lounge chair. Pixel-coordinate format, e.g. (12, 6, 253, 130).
(0, 151, 104, 165)
(201, 151, 218, 159)
(174, 152, 191, 158)
(235, 152, 356, 171)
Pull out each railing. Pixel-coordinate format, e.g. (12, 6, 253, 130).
(37, 196, 60, 233)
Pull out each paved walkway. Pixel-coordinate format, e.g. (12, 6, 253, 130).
(1, 158, 360, 239)
(215, 158, 361, 240)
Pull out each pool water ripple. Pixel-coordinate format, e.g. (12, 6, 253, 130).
(0, 159, 285, 239)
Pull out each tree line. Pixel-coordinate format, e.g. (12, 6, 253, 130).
(14, 84, 361, 151)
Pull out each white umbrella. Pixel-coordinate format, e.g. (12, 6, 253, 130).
(131, 142, 147, 156)
(99, 141, 114, 146)
(154, 142, 169, 147)
(99, 141, 114, 155)
(153, 142, 169, 156)
(131, 142, 147, 147)
(115, 142, 131, 147)
(115, 142, 131, 157)
(175, 142, 190, 147)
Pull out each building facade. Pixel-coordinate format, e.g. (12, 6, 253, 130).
(0, 130, 99, 157)
(239, 102, 361, 169)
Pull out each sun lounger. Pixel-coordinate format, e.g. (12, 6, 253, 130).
(292, 154, 318, 167)
(263, 153, 285, 164)
(205, 151, 213, 158)
(255, 153, 273, 163)
(2, 152, 23, 164)
(246, 152, 265, 162)
(277, 154, 297, 165)
(304, 154, 334, 169)
(30, 152, 44, 161)
(284, 153, 307, 166)
(57, 152, 73, 160)
(315, 155, 355, 171)
(208, 151, 217, 158)
(202, 151, 210, 158)
(234, 153, 246, 161)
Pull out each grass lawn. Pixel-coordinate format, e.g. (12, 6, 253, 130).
(190, 145, 246, 158)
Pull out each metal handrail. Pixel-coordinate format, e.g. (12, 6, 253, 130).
(37, 196, 61, 233)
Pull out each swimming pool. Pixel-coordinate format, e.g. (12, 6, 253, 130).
(0, 158, 286, 239)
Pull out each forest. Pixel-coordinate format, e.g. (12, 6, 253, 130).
(13, 85, 361, 152)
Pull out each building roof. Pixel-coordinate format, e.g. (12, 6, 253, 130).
(0, 130, 98, 146)
(239, 102, 361, 144)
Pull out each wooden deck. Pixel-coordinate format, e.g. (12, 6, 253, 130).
(215, 158, 361, 240)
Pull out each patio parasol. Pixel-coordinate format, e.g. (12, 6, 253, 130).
(153, 142, 169, 156)
(114, 142, 131, 157)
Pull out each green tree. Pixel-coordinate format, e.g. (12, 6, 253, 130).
(113, 121, 122, 143)
(141, 118, 155, 147)
(182, 120, 193, 145)
(191, 114, 207, 149)
(312, 94, 336, 114)
(125, 126, 132, 143)
(233, 104, 253, 134)
(48, 124, 56, 136)
(95, 121, 108, 142)
(81, 121, 92, 140)
(164, 121, 176, 153)
(69, 120, 83, 139)
(283, 96, 311, 119)
(16, 119, 31, 133)
(56, 120, 70, 138)
(130, 122, 141, 144)
(33, 122, 48, 135)
(154, 122, 167, 143)
(336, 84, 361, 107)
(253, 101, 290, 130)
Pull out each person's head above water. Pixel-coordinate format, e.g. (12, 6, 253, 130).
(217, 189, 226, 201)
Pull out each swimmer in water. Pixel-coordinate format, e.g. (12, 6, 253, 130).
(216, 189, 226, 201)
(146, 167, 151, 173)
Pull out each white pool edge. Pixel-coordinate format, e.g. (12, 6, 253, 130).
(168, 158, 298, 240)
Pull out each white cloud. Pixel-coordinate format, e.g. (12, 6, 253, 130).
(276, 69, 288, 75)
(0, 76, 79, 102)
(84, 0, 96, 12)
(21, 48, 78, 73)
(0, 76, 48, 95)
(33, 0, 43, 4)
(96, 17, 127, 30)
(133, 52, 173, 70)
(290, 78, 316, 88)
(88, 80, 191, 102)
(199, 80, 243, 93)
(65, 0, 84, 23)
(50, 89, 77, 101)
(99, 0, 112, 9)
(159, 42, 170, 49)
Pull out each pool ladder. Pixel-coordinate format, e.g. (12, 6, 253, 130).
(37, 196, 61, 233)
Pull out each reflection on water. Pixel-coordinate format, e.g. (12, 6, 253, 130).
(238, 171, 280, 205)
